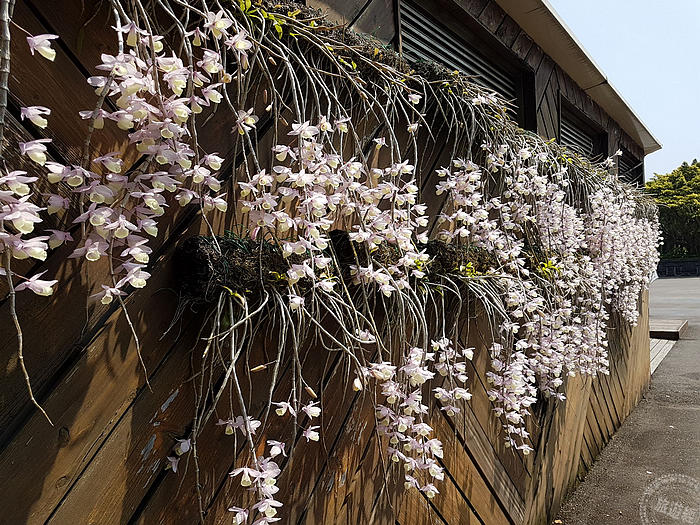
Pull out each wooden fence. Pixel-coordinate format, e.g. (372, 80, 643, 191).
(0, 1, 651, 524)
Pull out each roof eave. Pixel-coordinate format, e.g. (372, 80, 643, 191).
(493, 0, 662, 155)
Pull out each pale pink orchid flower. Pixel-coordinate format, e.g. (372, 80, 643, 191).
(11, 236, 49, 261)
(0, 197, 43, 234)
(165, 456, 180, 473)
(46, 229, 73, 250)
(90, 285, 126, 305)
(302, 426, 320, 442)
(185, 27, 207, 47)
(289, 121, 319, 139)
(0, 170, 37, 196)
(26, 34, 59, 61)
(234, 108, 258, 135)
(114, 21, 146, 47)
(20, 106, 50, 128)
(204, 10, 233, 39)
(229, 466, 260, 487)
(301, 401, 321, 419)
(18, 138, 51, 166)
(174, 438, 191, 456)
(15, 271, 57, 296)
(93, 152, 123, 173)
(46, 194, 69, 214)
(272, 401, 296, 417)
(267, 440, 286, 458)
(227, 506, 249, 525)
(408, 93, 422, 104)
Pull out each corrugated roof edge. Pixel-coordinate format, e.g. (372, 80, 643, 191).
(494, 0, 662, 155)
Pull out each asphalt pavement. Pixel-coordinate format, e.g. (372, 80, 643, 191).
(556, 277, 700, 525)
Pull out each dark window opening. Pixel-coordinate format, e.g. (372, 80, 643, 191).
(618, 149, 644, 184)
(558, 98, 607, 160)
(398, 0, 535, 129)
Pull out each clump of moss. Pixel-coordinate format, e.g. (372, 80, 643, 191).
(425, 240, 493, 277)
(177, 232, 497, 304)
(175, 233, 299, 303)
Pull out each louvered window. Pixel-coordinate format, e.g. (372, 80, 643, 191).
(399, 0, 518, 104)
(618, 150, 643, 183)
(559, 100, 606, 160)
(560, 113, 595, 157)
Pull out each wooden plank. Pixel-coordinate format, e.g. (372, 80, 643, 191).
(494, 15, 520, 48)
(622, 293, 651, 416)
(579, 431, 594, 474)
(130, 336, 301, 524)
(651, 340, 676, 374)
(351, 0, 396, 43)
(10, 0, 131, 168)
(299, 422, 388, 525)
(583, 396, 605, 455)
(435, 410, 517, 525)
(536, 110, 547, 142)
(535, 56, 556, 109)
(589, 381, 614, 443)
(45, 258, 293, 523)
(604, 361, 626, 430)
(537, 96, 555, 141)
(524, 44, 544, 72)
(444, 401, 526, 523)
(523, 373, 591, 524)
(453, 0, 489, 18)
(556, 67, 571, 101)
(544, 82, 560, 140)
(202, 354, 358, 525)
(510, 31, 533, 61)
(478, 1, 506, 34)
(461, 307, 536, 462)
(0, 224, 201, 524)
(595, 371, 621, 431)
(649, 319, 688, 340)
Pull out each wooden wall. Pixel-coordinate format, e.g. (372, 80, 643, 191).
(0, 1, 650, 524)
(308, 0, 646, 169)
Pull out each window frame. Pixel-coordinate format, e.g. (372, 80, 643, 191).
(617, 148, 644, 185)
(397, 0, 536, 131)
(558, 96, 608, 161)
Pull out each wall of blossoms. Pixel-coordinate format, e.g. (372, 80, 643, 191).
(0, 3, 660, 524)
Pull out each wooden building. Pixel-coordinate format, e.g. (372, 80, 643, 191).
(0, 1, 657, 525)
(310, 0, 661, 183)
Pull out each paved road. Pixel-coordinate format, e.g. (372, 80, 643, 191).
(556, 278, 700, 525)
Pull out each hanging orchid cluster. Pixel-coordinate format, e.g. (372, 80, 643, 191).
(0, 1, 660, 522)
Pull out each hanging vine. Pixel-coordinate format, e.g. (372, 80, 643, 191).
(0, 0, 659, 522)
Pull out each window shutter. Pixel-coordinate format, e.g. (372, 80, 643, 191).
(618, 151, 643, 182)
(399, 0, 518, 103)
(560, 113, 595, 157)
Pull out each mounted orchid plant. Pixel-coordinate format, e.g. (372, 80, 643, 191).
(0, 0, 659, 522)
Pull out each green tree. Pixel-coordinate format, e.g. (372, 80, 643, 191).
(646, 160, 700, 258)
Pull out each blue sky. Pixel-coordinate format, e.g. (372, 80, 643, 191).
(547, 0, 700, 181)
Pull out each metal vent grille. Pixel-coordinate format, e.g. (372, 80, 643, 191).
(560, 113, 595, 157)
(399, 0, 518, 103)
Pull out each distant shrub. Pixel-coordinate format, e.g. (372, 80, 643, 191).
(646, 160, 700, 258)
